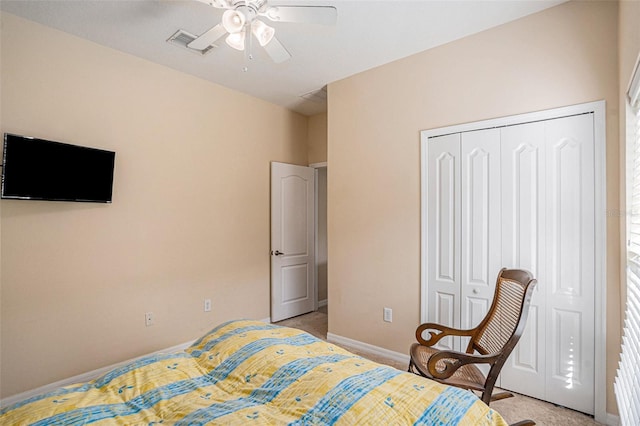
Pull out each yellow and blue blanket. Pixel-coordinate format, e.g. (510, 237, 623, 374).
(1, 320, 507, 425)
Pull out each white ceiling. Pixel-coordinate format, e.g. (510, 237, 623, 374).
(0, 0, 564, 116)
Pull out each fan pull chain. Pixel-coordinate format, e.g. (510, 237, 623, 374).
(243, 22, 254, 72)
(241, 0, 253, 72)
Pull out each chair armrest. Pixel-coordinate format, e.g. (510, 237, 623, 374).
(415, 323, 475, 347)
(427, 350, 499, 380)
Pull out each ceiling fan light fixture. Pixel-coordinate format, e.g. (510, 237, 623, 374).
(252, 19, 275, 46)
(222, 9, 246, 33)
(225, 31, 245, 50)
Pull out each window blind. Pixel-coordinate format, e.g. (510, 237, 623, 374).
(616, 58, 640, 426)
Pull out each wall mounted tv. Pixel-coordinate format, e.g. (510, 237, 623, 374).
(1, 133, 115, 203)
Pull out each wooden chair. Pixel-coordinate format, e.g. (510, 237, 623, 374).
(408, 268, 537, 409)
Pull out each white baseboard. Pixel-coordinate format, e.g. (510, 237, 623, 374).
(327, 332, 410, 366)
(259, 317, 272, 323)
(0, 339, 195, 409)
(318, 299, 328, 308)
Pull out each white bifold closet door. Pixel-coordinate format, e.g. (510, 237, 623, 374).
(425, 113, 596, 415)
(426, 133, 461, 352)
(499, 114, 595, 414)
(498, 121, 548, 400)
(426, 129, 502, 354)
(460, 129, 502, 354)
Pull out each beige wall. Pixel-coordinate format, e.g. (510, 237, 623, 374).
(619, 2, 640, 97)
(328, 0, 620, 415)
(307, 112, 328, 164)
(618, 1, 640, 303)
(0, 13, 308, 397)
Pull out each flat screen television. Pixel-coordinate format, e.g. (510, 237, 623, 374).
(1, 133, 115, 203)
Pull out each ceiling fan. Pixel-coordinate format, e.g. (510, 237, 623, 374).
(189, 0, 337, 64)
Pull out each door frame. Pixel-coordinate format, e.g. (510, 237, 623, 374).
(310, 162, 328, 311)
(419, 100, 607, 422)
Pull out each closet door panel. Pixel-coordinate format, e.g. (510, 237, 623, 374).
(426, 134, 461, 351)
(499, 121, 546, 399)
(423, 106, 599, 416)
(544, 114, 595, 414)
(460, 129, 501, 352)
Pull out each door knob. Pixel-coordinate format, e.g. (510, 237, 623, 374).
(271, 250, 285, 256)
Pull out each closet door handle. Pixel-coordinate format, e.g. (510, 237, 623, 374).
(271, 250, 285, 256)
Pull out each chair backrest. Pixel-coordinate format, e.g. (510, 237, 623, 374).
(469, 268, 537, 357)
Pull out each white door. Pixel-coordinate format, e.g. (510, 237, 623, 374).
(498, 114, 596, 415)
(271, 162, 316, 322)
(543, 114, 595, 414)
(426, 129, 502, 352)
(460, 129, 502, 352)
(499, 121, 548, 400)
(426, 133, 461, 351)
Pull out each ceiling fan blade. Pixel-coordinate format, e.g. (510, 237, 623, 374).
(187, 24, 228, 50)
(263, 36, 291, 63)
(194, 0, 232, 9)
(261, 6, 337, 26)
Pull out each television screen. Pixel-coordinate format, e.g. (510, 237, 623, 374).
(1, 133, 115, 203)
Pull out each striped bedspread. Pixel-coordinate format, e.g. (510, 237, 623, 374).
(1, 320, 507, 425)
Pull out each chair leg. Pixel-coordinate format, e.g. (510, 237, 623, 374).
(490, 391, 514, 402)
(508, 420, 536, 426)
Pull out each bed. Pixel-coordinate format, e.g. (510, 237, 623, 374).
(1, 319, 508, 425)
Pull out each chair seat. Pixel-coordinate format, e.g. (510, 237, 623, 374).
(410, 343, 487, 392)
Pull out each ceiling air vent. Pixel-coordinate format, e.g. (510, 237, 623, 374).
(167, 29, 216, 55)
(300, 86, 327, 103)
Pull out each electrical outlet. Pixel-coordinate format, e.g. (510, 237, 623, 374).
(204, 299, 212, 312)
(383, 307, 392, 323)
(145, 312, 154, 327)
